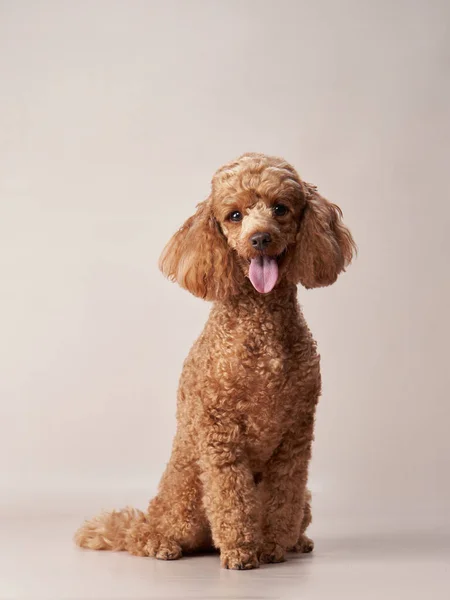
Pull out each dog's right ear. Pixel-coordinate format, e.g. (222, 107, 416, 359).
(159, 198, 241, 301)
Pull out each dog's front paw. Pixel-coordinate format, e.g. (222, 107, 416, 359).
(220, 546, 260, 570)
(259, 542, 286, 564)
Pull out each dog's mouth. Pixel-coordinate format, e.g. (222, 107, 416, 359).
(248, 250, 286, 294)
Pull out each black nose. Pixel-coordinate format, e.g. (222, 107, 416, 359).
(250, 232, 272, 251)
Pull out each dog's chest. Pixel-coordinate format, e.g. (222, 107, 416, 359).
(183, 293, 319, 463)
(212, 312, 312, 460)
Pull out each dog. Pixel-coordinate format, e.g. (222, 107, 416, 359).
(75, 152, 355, 570)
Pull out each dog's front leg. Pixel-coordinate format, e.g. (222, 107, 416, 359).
(259, 418, 314, 564)
(199, 418, 261, 570)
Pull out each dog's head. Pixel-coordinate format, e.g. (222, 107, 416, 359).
(159, 153, 356, 300)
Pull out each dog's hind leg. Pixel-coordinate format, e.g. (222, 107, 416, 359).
(288, 490, 314, 553)
(126, 438, 211, 559)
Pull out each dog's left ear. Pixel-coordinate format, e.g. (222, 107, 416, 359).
(289, 183, 356, 288)
(159, 198, 241, 301)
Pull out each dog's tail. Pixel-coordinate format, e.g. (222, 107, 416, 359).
(74, 507, 146, 551)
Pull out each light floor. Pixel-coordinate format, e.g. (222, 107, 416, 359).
(0, 516, 449, 599)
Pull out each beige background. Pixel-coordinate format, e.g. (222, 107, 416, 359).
(1, 0, 449, 529)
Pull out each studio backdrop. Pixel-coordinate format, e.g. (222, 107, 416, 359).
(1, 0, 449, 530)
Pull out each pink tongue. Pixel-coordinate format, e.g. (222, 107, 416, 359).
(249, 256, 279, 294)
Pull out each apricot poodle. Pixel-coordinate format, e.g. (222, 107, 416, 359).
(75, 153, 355, 570)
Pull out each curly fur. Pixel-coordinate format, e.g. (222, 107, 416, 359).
(75, 153, 355, 570)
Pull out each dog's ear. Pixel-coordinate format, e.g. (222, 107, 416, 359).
(159, 198, 241, 301)
(289, 183, 356, 288)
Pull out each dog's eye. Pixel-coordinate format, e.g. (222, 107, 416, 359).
(273, 204, 288, 217)
(228, 211, 243, 222)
